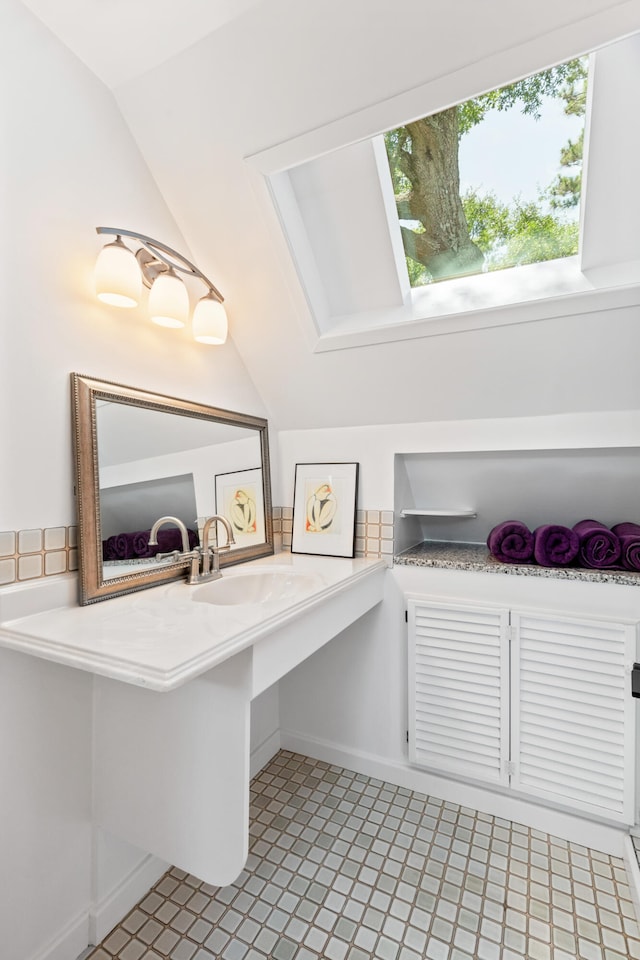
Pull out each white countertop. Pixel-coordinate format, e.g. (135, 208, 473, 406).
(0, 553, 386, 691)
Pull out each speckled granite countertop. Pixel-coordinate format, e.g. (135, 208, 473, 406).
(394, 541, 640, 587)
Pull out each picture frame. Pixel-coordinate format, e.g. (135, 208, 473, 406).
(214, 467, 266, 549)
(291, 462, 359, 558)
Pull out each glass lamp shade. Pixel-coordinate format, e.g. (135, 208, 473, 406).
(95, 238, 141, 307)
(192, 293, 228, 344)
(148, 271, 189, 328)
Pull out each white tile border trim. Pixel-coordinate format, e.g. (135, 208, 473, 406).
(623, 834, 640, 929)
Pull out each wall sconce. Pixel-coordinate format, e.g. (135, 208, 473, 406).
(94, 227, 228, 345)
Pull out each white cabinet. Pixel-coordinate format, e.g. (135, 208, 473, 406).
(409, 601, 510, 787)
(408, 598, 637, 824)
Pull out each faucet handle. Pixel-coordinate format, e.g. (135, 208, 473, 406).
(156, 550, 182, 562)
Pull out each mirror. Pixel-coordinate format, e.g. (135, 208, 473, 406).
(71, 374, 273, 604)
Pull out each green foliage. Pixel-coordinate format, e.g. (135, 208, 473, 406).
(461, 191, 579, 270)
(384, 56, 588, 285)
(462, 191, 511, 250)
(406, 258, 430, 287)
(504, 208, 579, 266)
(549, 129, 584, 209)
(457, 58, 587, 135)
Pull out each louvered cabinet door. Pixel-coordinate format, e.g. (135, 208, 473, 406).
(511, 611, 636, 824)
(408, 599, 510, 786)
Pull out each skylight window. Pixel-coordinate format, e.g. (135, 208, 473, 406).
(384, 58, 588, 287)
(255, 30, 640, 351)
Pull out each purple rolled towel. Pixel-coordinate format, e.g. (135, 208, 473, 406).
(113, 532, 135, 559)
(487, 521, 534, 563)
(132, 530, 151, 557)
(533, 524, 579, 567)
(611, 522, 640, 572)
(573, 519, 621, 569)
(157, 528, 199, 552)
(155, 528, 181, 553)
(146, 528, 199, 556)
(103, 536, 118, 560)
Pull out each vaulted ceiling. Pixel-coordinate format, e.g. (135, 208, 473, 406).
(19, 0, 640, 431)
(19, 0, 267, 87)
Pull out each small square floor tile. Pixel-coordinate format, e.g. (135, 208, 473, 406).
(86, 751, 640, 960)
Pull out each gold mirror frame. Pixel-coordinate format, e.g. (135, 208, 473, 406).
(71, 373, 274, 605)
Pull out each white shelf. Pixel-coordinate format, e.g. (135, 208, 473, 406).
(400, 509, 477, 519)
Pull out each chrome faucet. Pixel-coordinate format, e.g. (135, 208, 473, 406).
(200, 515, 236, 581)
(148, 515, 202, 584)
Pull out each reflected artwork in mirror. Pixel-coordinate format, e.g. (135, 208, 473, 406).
(71, 374, 273, 604)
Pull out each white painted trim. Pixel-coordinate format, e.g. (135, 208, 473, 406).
(246, 3, 640, 174)
(371, 136, 412, 306)
(280, 729, 628, 857)
(27, 908, 89, 960)
(250, 728, 281, 778)
(623, 836, 640, 929)
(266, 172, 328, 343)
(89, 854, 168, 945)
(312, 276, 640, 353)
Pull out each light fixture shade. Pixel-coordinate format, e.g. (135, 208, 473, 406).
(192, 293, 228, 344)
(148, 271, 189, 328)
(95, 238, 141, 307)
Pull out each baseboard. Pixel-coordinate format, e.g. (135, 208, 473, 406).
(27, 908, 89, 960)
(250, 728, 281, 778)
(80, 734, 278, 949)
(280, 729, 628, 858)
(89, 854, 168, 945)
(623, 836, 640, 927)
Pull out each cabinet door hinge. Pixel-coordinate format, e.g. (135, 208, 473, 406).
(406, 730, 409, 743)
(505, 760, 516, 777)
(505, 625, 514, 643)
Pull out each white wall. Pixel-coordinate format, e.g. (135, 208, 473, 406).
(0, 650, 93, 960)
(0, 4, 267, 534)
(100, 436, 261, 519)
(275, 409, 640, 507)
(0, 4, 269, 958)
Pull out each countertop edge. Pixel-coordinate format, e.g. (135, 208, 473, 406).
(0, 558, 387, 691)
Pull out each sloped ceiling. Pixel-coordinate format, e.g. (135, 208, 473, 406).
(22, 0, 640, 431)
(19, 0, 267, 87)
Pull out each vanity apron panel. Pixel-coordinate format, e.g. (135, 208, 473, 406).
(93, 650, 252, 887)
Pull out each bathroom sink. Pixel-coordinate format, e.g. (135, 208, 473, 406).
(191, 570, 324, 607)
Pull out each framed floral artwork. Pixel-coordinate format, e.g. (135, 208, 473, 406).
(291, 462, 359, 557)
(215, 467, 266, 548)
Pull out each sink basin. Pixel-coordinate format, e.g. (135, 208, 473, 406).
(191, 570, 324, 607)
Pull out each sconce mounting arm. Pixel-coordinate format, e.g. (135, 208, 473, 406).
(96, 226, 224, 303)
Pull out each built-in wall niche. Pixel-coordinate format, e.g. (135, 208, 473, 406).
(393, 448, 640, 554)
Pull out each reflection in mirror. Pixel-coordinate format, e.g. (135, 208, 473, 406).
(72, 375, 273, 604)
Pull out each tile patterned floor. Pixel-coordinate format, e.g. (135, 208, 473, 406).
(86, 751, 640, 960)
